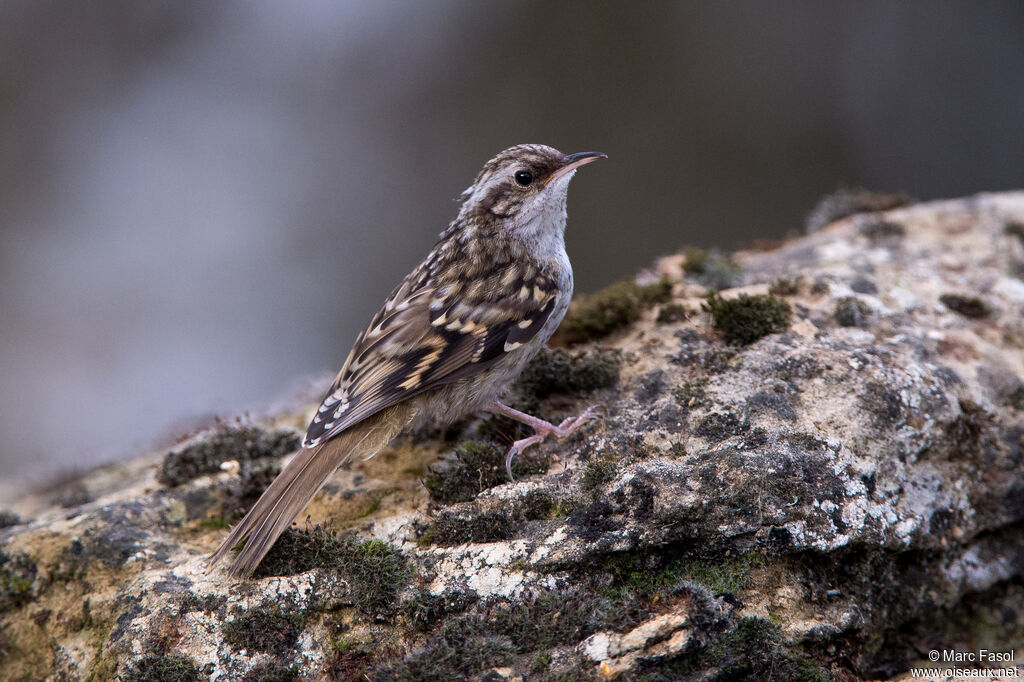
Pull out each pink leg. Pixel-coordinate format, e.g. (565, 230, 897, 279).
(488, 401, 601, 480)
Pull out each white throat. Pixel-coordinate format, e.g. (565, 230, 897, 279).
(511, 171, 574, 261)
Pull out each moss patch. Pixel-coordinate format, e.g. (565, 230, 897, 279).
(424, 442, 547, 504)
(768, 276, 802, 297)
(0, 548, 37, 614)
(123, 653, 203, 682)
(940, 293, 992, 319)
(403, 589, 477, 632)
(554, 279, 671, 345)
(676, 552, 761, 596)
(834, 296, 871, 327)
(380, 583, 650, 680)
(422, 488, 571, 547)
(682, 248, 741, 290)
(159, 424, 299, 487)
(254, 524, 347, 577)
(343, 538, 412, 618)
(516, 347, 622, 402)
(223, 605, 304, 655)
(376, 544, 775, 680)
(0, 510, 20, 528)
(425, 509, 517, 546)
(327, 640, 378, 681)
(581, 457, 619, 491)
(601, 549, 758, 602)
(255, 528, 411, 619)
(703, 292, 791, 346)
(707, 617, 832, 681)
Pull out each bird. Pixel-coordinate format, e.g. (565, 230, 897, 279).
(209, 144, 606, 577)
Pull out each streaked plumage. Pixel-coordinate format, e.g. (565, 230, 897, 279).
(210, 144, 605, 577)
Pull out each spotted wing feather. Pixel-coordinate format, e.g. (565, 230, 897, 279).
(303, 267, 558, 447)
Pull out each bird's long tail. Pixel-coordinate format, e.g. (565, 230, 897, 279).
(208, 404, 413, 577)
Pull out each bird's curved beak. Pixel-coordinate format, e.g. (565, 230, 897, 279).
(545, 151, 607, 186)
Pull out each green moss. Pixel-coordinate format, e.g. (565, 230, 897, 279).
(346, 539, 412, 618)
(422, 488, 572, 547)
(768, 276, 802, 297)
(703, 292, 791, 346)
(223, 606, 303, 655)
(0, 548, 37, 614)
(123, 653, 203, 682)
(834, 296, 871, 327)
(532, 652, 553, 672)
(328, 640, 376, 681)
(381, 616, 516, 680)
(682, 247, 741, 290)
(516, 347, 622, 402)
(940, 293, 992, 319)
(255, 524, 347, 577)
(550, 498, 577, 517)
(676, 552, 761, 595)
(633, 615, 832, 682)
(714, 617, 832, 681)
(425, 509, 516, 547)
(423, 442, 547, 504)
(581, 457, 618, 491)
(639, 278, 674, 305)
(383, 585, 631, 680)
(0, 510, 20, 528)
(255, 528, 411, 619)
(381, 545, 775, 680)
(159, 424, 298, 487)
(555, 279, 672, 344)
(403, 590, 476, 632)
(602, 552, 691, 602)
(198, 515, 229, 530)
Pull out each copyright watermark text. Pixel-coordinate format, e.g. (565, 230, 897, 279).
(909, 648, 1019, 680)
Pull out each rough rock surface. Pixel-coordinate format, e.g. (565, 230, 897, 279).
(3, 192, 1024, 681)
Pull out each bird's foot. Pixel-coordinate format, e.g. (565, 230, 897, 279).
(494, 404, 602, 480)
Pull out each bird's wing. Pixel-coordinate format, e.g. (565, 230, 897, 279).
(303, 264, 560, 447)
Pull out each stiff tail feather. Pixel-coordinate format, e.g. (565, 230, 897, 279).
(208, 404, 413, 577)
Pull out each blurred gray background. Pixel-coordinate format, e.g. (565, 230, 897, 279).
(2, 1, 1022, 483)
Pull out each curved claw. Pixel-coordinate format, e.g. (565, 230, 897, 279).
(505, 434, 545, 481)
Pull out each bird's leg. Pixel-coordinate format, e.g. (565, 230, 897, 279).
(487, 401, 601, 480)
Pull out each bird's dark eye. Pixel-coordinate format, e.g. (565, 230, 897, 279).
(513, 170, 533, 186)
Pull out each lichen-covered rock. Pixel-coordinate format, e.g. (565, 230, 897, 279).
(2, 192, 1024, 680)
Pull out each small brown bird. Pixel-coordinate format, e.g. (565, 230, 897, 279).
(210, 144, 605, 576)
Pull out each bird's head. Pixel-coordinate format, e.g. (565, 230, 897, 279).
(459, 144, 605, 240)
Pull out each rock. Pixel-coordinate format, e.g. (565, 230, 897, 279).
(3, 192, 1024, 680)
